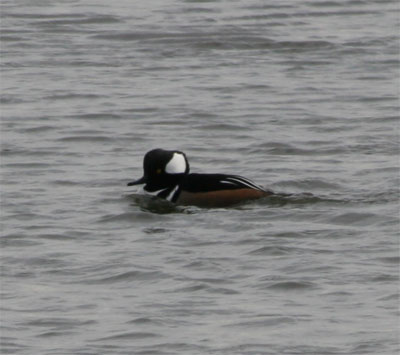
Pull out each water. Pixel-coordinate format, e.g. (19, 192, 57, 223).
(1, 0, 399, 354)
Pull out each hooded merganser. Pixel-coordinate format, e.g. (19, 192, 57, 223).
(127, 148, 273, 207)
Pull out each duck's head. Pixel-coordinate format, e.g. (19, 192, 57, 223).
(127, 149, 189, 192)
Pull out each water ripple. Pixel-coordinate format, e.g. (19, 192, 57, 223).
(82, 270, 167, 285)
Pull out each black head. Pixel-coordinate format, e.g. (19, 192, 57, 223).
(127, 149, 190, 192)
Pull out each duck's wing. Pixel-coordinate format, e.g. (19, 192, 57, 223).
(181, 173, 271, 193)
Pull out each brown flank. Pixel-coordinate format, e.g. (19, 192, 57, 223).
(177, 188, 271, 208)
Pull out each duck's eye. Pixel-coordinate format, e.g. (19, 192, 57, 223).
(156, 168, 162, 174)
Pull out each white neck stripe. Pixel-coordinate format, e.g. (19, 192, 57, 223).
(166, 185, 179, 202)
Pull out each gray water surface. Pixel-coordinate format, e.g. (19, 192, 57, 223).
(1, 1, 399, 354)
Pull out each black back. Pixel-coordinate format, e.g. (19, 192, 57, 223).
(180, 173, 267, 193)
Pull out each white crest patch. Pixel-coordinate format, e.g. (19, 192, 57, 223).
(165, 153, 186, 174)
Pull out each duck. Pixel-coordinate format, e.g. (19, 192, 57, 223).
(127, 148, 273, 207)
